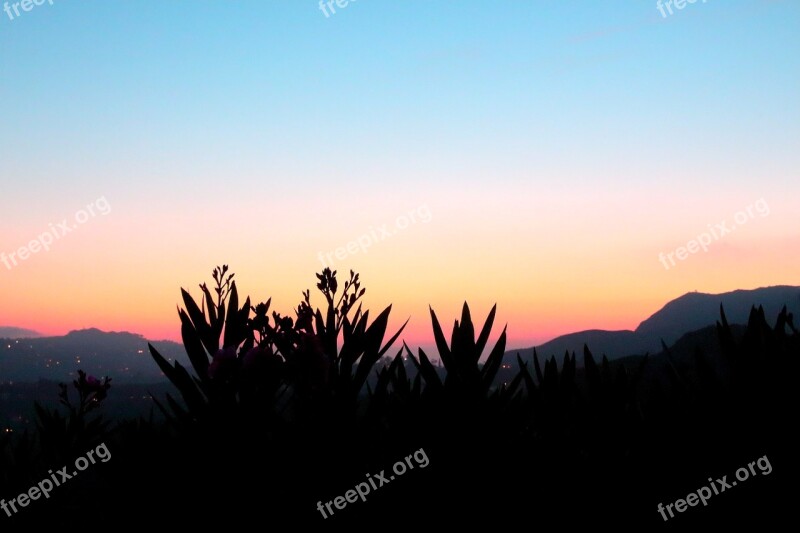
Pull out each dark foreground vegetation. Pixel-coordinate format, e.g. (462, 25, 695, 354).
(1, 267, 797, 528)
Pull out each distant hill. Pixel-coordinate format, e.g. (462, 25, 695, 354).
(635, 286, 800, 345)
(0, 327, 42, 339)
(0, 329, 186, 384)
(505, 285, 800, 365)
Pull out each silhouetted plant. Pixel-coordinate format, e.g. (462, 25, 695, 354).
(6, 267, 798, 527)
(34, 370, 111, 464)
(408, 303, 507, 402)
(149, 266, 407, 425)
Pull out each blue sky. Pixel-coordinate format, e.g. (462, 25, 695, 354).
(3, 1, 797, 198)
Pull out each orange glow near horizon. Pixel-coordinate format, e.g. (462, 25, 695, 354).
(2, 180, 799, 349)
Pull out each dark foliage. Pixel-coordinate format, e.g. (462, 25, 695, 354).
(1, 268, 797, 529)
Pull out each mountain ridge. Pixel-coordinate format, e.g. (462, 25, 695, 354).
(505, 285, 800, 364)
(0, 327, 42, 339)
(0, 328, 186, 384)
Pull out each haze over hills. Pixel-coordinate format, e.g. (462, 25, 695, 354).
(505, 285, 800, 365)
(0, 328, 186, 384)
(0, 327, 42, 339)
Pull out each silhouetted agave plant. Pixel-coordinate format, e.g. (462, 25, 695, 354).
(408, 303, 507, 401)
(715, 304, 800, 411)
(583, 346, 646, 410)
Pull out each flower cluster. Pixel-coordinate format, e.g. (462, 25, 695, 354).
(59, 369, 112, 415)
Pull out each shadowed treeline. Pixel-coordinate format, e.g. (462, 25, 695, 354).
(1, 267, 797, 528)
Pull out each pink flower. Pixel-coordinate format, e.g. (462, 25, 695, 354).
(73, 370, 111, 402)
(242, 346, 266, 371)
(296, 332, 330, 389)
(208, 347, 238, 381)
(242, 345, 283, 377)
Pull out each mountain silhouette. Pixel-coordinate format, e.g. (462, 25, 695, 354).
(0, 328, 185, 383)
(0, 326, 42, 338)
(506, 285, 800, 364)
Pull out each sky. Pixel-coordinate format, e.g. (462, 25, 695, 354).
(1, 0, 798, 352)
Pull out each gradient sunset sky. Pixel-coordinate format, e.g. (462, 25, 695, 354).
(1, 0, 798, 351)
